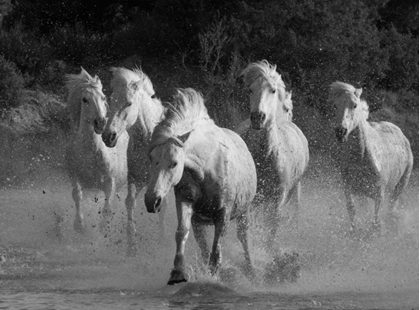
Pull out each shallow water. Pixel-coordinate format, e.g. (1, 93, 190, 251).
(0, 162, 418, 309)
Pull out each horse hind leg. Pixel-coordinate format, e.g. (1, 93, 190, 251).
(72, 181, 85, 233)
(386, 171, 411, 231)
(209, 209, 229, 276)
(192, 215, 210, 265)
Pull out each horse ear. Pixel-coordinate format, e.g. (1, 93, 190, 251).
(355, 88, 362, 98)
(178, 131, 192, 144)
(286, 90, 292, 100)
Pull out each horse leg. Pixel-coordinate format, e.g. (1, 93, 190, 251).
(289, 182, 301, 228)
(192, 215, 210, 265)
(372, 189, 385, 231)
(72, 181, 85, 233)
(99, 178, 116, 233)
(209, 208, 229, 275)
(344, 188, 356, 233)
(168, 199, 193, 285)
(236, 211, 255, 279)
(158, 196, 168, 243)
(125, 178, 141, 257)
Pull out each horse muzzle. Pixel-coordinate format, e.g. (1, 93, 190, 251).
(250, 112, 266, 130)
(102, 131, 117, 148)
(93, 118, 106, 135)
(335, 127, 348, 143)
(144, 193, 162, 213)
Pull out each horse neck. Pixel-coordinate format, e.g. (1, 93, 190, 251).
(76, 119, 103, 148)
(344, 116, 371, 159)
(253, 116, 279, 156)
(133, 98, 164, 141)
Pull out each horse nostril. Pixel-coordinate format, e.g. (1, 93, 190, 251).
(94, 119, 99, 127)
(258, 112, 266, 123)
(155, 197, 162, 211)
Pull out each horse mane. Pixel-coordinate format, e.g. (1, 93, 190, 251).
(149, 88, 212, 152)
(65, 67, 103, 126)
(329, 81, 369, 120)
(242, 60, 286, 90)
(110, 67, 155, 96)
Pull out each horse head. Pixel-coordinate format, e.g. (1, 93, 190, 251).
(243, 60, 287, 130)
(65, 68, 107, 135)
(102, 67, 157, 148)
(329, 82, 366, 143)
(144, 134, 189, 213)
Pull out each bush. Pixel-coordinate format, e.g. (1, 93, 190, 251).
(0, 23, 53, 85)
(0, 56, 25, 110)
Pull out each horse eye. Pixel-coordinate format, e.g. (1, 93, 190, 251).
(151, 94, 156, 99)
(271, 89, 276, 94)
(353, 103, 358, 108)
(248, 88, 252, 94)
(102, 96, 106, 101)
(170, 162, 177, 169)
(82, 97, 88, 103)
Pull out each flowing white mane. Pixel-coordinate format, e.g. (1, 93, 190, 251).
(65, 67, 103, 125)
(149, 88, 212, 152)
(242, 60, 286, 90)
(110, 67, 155, 96)
(329, 81, 369, 119)
(242, 60, 291, 113)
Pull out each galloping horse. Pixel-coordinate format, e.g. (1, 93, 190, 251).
(235, 60, 309, 253)
(101, 67, 166, 256)
(145, 88, 257, 285)
(65, 68, 128, 234)
(329, 81, 413, 232)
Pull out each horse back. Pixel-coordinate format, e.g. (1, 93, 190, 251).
(180, 124, 257, 221)
(369, 121, 413, 187)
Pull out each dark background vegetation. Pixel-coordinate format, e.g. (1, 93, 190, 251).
(0, 0, 418, 185)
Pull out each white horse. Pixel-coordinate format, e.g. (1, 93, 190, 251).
(145, 88, 257, 285)
(101, 67, 167, 256)
(329, 81, 413, 232)
(65, 68, 128, 234)
(235, 60, 309, 253)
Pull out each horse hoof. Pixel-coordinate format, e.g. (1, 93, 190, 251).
(126, 245, 138, 257)
(167, 269, 189, 285)
(73, 219, 86, 234)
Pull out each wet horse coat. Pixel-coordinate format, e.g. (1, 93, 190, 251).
(329, 81, 413, 231)
(235, 60, 309, 252)
(145, 88, 257, 285)
(65, 68, 128, 234)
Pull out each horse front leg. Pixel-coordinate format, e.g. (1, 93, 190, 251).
(158, 196, 168, 243)
(125, 178, 141, 257)
(344, 187, 356, 233)
(373, 189, 385, 231)
(168, 199, 193, 285)
(209, 208, 229, 275)
(289, 182, 302, 228)
(236, 211, 255, 279)
(72, 181, 85, 233)
(99, 178, 116, 233)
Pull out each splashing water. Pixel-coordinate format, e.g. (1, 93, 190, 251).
(0, 160, 417, 309)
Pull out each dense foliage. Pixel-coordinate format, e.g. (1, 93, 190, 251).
(0, 0, 418, 144)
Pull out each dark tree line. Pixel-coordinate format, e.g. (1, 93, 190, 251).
(1, 0, 418, 110)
